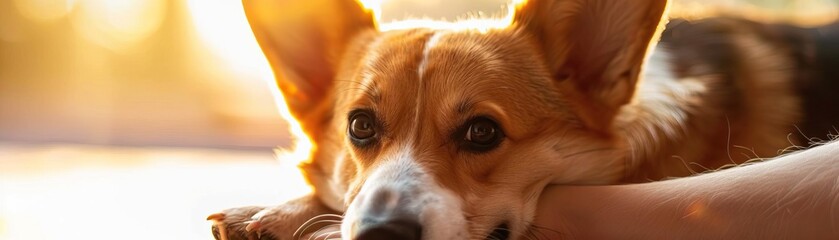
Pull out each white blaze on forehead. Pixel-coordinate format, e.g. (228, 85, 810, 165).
(414, 32, 445, 131)
(418, 32, 444, 81)
(341, 146, 467, 239)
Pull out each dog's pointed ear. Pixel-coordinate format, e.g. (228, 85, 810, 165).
(243, 0, 374, 136)
(515, 0, 668, 129)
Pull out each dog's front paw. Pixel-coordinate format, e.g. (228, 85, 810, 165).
(208, 195, 340, 240)
(208, 206, 276, 240)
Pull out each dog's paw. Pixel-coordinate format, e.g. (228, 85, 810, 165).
(208, 206, 279, 240)
(208, 195, 341, 240)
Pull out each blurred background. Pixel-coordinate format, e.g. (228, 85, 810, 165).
(0, 0, 837, 239)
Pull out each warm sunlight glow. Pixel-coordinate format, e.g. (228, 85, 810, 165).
(186, 0, 315, 185)
(186, 0, 270, 78)
(0, 146, 307, 240)
(357, 0, 384, 27)
(13, 0, 75, 23)
(71, 0, 166, 51)
(669, 1, 839, 26)
(358, 0, 528, 32)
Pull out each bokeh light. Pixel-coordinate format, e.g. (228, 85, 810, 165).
(185, 0, 316, 169)
(13, 0, 75, 23)
(71, 0, 166, 52)
(186, 0, 272, 78)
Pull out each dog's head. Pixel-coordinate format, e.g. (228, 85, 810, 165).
(244, 0, 667, 239)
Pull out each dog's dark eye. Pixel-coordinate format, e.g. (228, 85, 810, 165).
(461, 117, 504, 152)
(349, 111, 377, 147)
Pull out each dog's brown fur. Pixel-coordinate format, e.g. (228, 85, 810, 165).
(210, 0, 839, 239)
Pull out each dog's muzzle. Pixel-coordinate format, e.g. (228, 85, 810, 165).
(341, 152, 468, 240)
(352, 188, 422, 240)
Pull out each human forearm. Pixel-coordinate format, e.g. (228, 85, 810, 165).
(535, 141, 839, 239)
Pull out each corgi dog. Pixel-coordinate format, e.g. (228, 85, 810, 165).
(209, 0, 839, 239)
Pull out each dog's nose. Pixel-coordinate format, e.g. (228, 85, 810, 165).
(352, 188, 422, 240)
(355, 219, 422, 240)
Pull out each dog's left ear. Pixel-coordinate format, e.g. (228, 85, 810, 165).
(515, 0, 668, 130)
(243, 0, 375, 140)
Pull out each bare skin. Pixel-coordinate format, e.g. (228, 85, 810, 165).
(533, 141, 839, 239)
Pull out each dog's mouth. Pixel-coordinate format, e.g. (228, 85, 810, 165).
(485, 223, 510, 240)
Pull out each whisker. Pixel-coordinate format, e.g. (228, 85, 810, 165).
(321, 229, 341, 240)
(300, 219, 341, 237)
(294, 214, 344, 239)
(296, 220, 340, 238)
(560, 147, 613, 159)
(302, 221, 342, 240)
(310, 226, 340, 240)
(308, 223, 341, 240)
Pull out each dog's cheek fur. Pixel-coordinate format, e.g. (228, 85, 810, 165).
(419, 124, 625, 238)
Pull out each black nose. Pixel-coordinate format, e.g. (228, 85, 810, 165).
(355, 219, 422, 240)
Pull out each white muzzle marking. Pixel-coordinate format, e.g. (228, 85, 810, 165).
(341, 149, 467, 240)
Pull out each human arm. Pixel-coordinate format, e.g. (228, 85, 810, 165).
(534, 141, 839, 239)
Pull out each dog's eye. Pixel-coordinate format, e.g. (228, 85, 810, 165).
(462, 117, 504, 152)
(349, 111, 377, 147)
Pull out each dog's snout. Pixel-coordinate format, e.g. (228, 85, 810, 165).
(356, 219, 422, 240)
(363, 186, 400, 216)
(352, 187, 423, 240)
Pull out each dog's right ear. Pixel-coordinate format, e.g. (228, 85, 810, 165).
(243, 0, 375, 138)
(514, 0, 668, 130)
